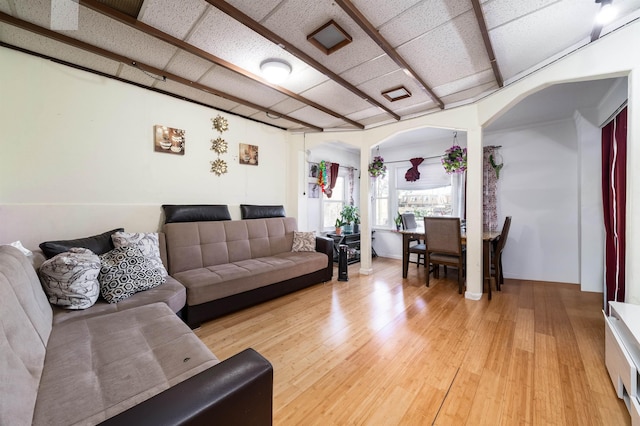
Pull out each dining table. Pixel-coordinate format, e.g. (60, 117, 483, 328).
(400, 228, 501, 297)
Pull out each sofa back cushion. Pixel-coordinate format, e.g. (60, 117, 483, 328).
(0, 245, 53, 425)
(164, 217, 298, 274)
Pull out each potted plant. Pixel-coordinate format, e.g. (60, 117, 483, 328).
(340, 205, 359, 234)
(368, 156, 387, 179)
(394, 212, 402, 231)
(334, 218, 345, 235)
(441, 145, 467, 174)
(353, 212, 360, 234)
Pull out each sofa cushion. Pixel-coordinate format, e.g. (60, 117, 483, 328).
(162, 204, 231, 223)
(52, 276, 186, 325)
(164, 217, 298, 274)
(32, 303, 219, 426)
(111, 232, 168, 277)
(292, 231, 316, 252)
(38, 248, 101, 309)
(39, 228, 124, 259)
(0, 246, 54, 426)
(173, 251, 328, 305)
(99, 246, 166, 303)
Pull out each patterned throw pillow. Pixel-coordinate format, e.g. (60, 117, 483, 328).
(111, 232, 168, 277)
(98, 246, 166, 303)
(39, 248, 101, 309)
(292, 231, 316, 252)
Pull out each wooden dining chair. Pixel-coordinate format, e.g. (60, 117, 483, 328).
(492, 216, 512, 291)
(424, 216, 464, 293)
(401, 213, 426, 267)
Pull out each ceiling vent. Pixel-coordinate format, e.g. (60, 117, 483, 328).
(307, 20, 352, 55)
(382, 86, 412, 102)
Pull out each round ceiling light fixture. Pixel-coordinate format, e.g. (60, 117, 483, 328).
(595, 0, 617, 25)
(260, 59, 292, 84)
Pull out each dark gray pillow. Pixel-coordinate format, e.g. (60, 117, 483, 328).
(39, 228, 124, 259)
(240, 204, 286, 219)
(162, 204, 231, 223)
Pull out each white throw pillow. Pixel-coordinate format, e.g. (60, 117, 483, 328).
(111, 232, 168, 277)
(39, 248, 101, 309)
(292, 231, 316, 252)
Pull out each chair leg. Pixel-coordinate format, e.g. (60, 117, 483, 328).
(426, 259, 430, 287)
(499, 256, 504, 285)
(458, 266, 463, 294)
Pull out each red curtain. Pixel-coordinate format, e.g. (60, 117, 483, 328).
(602, 107, 627, 309)
(325, 162, 340, 198)
(405, 157, 424, 182)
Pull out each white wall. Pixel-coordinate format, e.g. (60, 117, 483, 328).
(0, 47, 290, 251)
(484, 120, 580, 284)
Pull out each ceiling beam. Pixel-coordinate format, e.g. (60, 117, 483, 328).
(78, 0, 363, 129)
(470, 0, 504, 87)
(206, 0, 401, 121)
(334, 0, 445, 109)
(0, 12, 323, 132)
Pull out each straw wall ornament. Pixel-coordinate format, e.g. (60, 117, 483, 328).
(209, 115, 229, 175)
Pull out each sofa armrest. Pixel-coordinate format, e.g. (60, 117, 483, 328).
(315, 236, 334, 281)
(99, 348, 273, 426)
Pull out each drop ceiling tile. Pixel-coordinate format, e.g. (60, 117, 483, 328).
(13, 0, 51, 28)
(439, 81, 498, 106)
(154, 80, 241, 112)
(52, 6, 178, 70)
(286, 106, 348, 129)
(380, 0, 471, 48)
(299, 80, 371, 116)
(350, 0, 422, 28)
(224, 0, 283, 22)
(345, 106, 384, 122)
(482, 0, 562, 30)
(262, 0, 384, 74)
(432, 69, 496, 99)
(198, 66, 288, 107)
(138, 0, 207, 40)
(269, 98, 307, 115)
(279, 65, 330, 94)
(489, 1, 596, 80)
(230, 104, 261, 117)
(339, 54, 398, 86)
(0, 0, 12, 14)
(118, 63, 159, 87)
(164, 50, 213, 82)
(397, 11, 489, 88)
(248, 111, 304, 130)
(0, 24, 121, 75)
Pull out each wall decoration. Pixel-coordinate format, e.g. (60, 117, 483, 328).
(308, 183, 320, 198)
(239, 143, 259, 165)
(154, 125, 185, 155)
(210, 158, 228, 176)
(210, 115, 229, 175)
(309, 162, 319, 178)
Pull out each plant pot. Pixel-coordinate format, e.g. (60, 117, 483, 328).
(334, 227, 342, 235)
(343, 224, 353, 234)
(353, 224, 360, 234)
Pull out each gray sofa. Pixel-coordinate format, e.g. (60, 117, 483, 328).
(164, 217, 333, 328)
(0, 245, 273, 425)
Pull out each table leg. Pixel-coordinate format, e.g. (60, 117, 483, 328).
(402, 233, 409, 278)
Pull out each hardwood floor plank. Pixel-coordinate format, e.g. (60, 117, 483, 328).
(193, 258, 629, 425)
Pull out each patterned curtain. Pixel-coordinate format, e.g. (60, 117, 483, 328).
(483, 146, 498, 230)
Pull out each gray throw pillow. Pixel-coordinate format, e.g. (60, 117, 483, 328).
(98, 246, 165, 303)
(111, 232, 168, 277)
(39, 248, 101, 309)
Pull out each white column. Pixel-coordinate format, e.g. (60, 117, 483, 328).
(465, 126, 483, 299)
(627, 68, 640, 304)
(359, 143, 373, 275)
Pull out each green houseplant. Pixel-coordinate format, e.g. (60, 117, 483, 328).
(394, 212, 402, 231)
(340, 205, 359, 234)
(334, 217, 345, 235)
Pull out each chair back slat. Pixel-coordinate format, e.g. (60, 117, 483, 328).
(401, 213, 418, 230)
(495, 216, 512, 254)
(423, 217, 462, 255)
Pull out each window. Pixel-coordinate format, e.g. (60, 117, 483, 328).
(372, 158, 464, 228)
(323, 176, 345, 228)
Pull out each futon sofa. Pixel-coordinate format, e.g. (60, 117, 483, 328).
(164, 217, 333, 328)
(0, 245, 273, 425)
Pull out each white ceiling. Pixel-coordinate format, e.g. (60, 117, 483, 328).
(0, 0, 638, 133)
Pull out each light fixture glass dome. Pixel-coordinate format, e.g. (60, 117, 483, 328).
(260, 59, 292, 84)
(596, 2, 617, 25)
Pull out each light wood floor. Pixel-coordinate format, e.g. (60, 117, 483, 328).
(194, 257, 629, 425)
